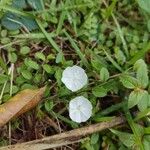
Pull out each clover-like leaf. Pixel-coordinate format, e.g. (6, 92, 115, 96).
(128, 90, 148, 109)
(134, 59, 149, 88)
(137, 91, 149, 111)
(110, 129, 135, 148)
(120, 75, 139, 89)
(100, 67, 109, 82)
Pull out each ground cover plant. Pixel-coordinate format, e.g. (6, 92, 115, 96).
(0, 0, 150, 149)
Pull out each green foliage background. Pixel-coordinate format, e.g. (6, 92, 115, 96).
(0, 0, 150, 149)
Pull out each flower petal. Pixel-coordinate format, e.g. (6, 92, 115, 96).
(69, 96, 92, 123)
(61, 66, 88, 92)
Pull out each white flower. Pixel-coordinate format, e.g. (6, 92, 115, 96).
(61, 65, 88, 92)
(69, 96, 92, 123)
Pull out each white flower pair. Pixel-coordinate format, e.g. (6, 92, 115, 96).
(61, 65, 92, 123)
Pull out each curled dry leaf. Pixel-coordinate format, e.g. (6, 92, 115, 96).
(0, 87, 45, 127)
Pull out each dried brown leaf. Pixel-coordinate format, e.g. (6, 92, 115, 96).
(0, 87, 45, 127)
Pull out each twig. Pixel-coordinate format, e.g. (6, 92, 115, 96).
(0, 116, 125, 150)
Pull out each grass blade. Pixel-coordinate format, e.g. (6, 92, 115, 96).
(104, 50, 123, 72)
(93, 101, 126, 118)
(127, 42, 150, 66)
(64, 30, 90, 68)
(36, 19, 61, 53)
(56, 0, 69, 35)
(134, 108, 150, 121)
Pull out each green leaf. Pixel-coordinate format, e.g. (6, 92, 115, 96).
(42, 64, 53, 74)
(147, 20, 150, 32)
(135, 108, 150, 121)
(100, 67, 109, 82)
(20, 46, 30, 55)
(128, 90, 143, 109)
(58, 86, 71, 97)
(12, 85, 19, 94)
(1, 30, 7, 37)
(81, 140, 95, 150)
(21, 83, 37, 90)
(1, 12, 38, 31)
(104, 0, 117, 18)
(55, 51, 64, 63)
(90, 133, 99, 145)
(143, 135, 150, 150)
(1, 13, 21, 30)
(120, 75, 139, 89)
(21, 70, 32, 80)
(134, 59, 149, 88)
(2, 94, 11, 102)
(44, 100, 54, 112)
(0, 56, 8, 73)
(3, 83, 10, 94)
(137, 90, 149, 111)
(118, 144, 128, 150)
(12, 0, 44, 10)
(27, 0, 44, 10)
(144, 127, 150, 134)
(25, 59, 39, 70)
(0, 74, 9, 84)
(16, 76, 27, 85)
(114, 48, 126, 65)
(12, 0, 27, 9)
(137, 0, 150, 13)
(8, 52, 17, 63)
(35, 52, 46, 61)
(20, 17, 38, 31)
(33, 74, 42, 83)
(102, 79, 119, 93)
(92, 86, 107, 97)
(134, 123, 144, 137)
(55, 68, 62, 87)
(110, 129, 135, 148)
(109, 142, 117, 150)
(91, 54, 107, 71)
